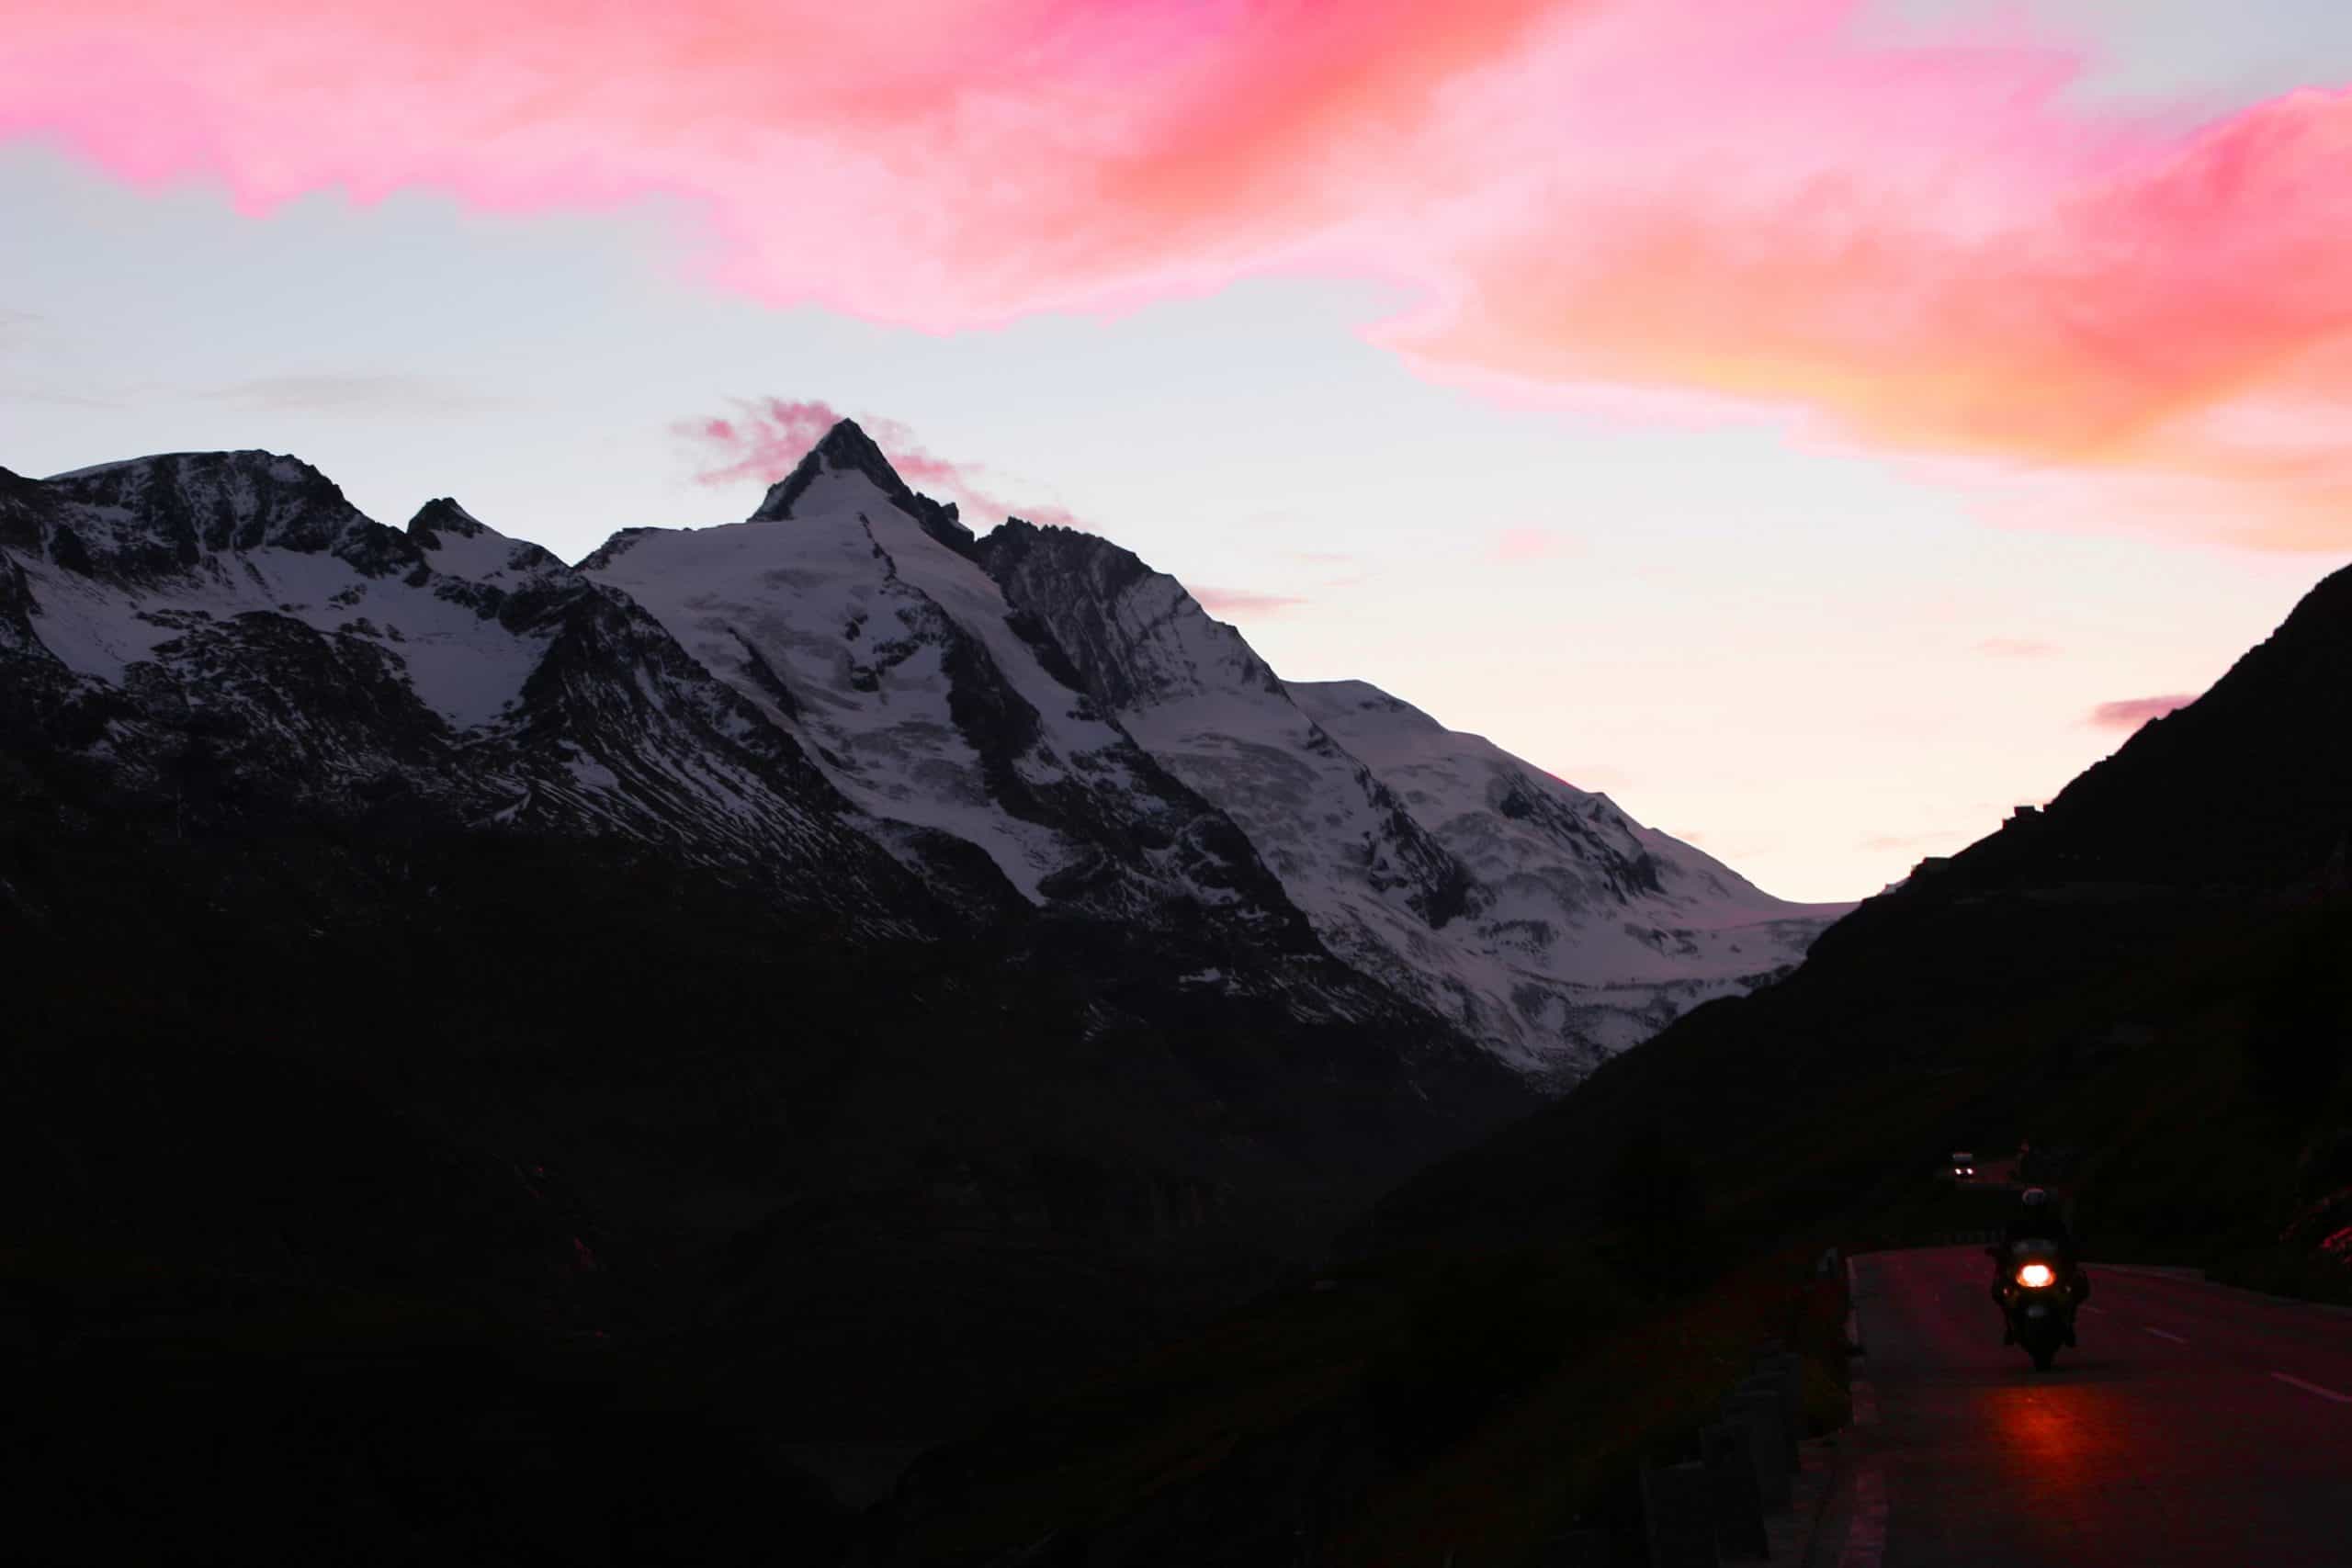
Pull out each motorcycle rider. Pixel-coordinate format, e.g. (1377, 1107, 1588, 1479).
(1993, 1187, 2086, 1346)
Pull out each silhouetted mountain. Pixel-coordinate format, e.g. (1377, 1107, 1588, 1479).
(972, 517, 1847, 1081)
(1927, 560, 2352, 893)
(0, 429, 1848, 1562)
(862, 558, 2352, 1566)
(1363, 562, 2352, 1266)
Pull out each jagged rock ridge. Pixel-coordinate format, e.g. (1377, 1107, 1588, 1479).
(973, 515, 1848, 1082)
(0, 450, 924, 919)
(582, 423, 1849, 1082)
(3, 427, 1844, 1083)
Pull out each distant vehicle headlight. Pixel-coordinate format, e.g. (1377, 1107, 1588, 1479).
(2017, 1262, 2055, 1289)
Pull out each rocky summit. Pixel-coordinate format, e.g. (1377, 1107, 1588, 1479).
(585, 421, 1850, 1082)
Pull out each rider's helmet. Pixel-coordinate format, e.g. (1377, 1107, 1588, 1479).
(2021, 1187, 2051, 1207)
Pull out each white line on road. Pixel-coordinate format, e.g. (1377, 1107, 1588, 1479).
(2087, 1264, 2352, 1318)
(2079, 1303, 2106, 1314)
(2143, 1325, 2188, 1344)
(2271, 1372, 2352, 1404)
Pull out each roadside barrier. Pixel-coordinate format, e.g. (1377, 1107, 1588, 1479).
(1724, 1391, 1792, 1510)
(1700, 1421, 1769, 1559)
(1640, 1462, 1718, 1568)
(1637, 1340, 1810, 1564)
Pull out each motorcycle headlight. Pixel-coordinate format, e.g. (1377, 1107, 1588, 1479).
(2017, 1262, 2055, 1289)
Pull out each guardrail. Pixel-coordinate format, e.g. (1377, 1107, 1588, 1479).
(1628, 1342, 1807, 1566)
(1532, 1252, 1851, 1565)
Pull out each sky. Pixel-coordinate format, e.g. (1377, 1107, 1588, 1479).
(4, 0, 2349, 901)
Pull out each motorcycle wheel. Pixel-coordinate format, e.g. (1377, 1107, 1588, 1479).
(2030, 1345, 2055, 1371)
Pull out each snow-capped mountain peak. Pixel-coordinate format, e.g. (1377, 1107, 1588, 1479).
(977, 524, 1851, 1082)
(0, 449, 925, 918)
(34, 449, 405, 583)
(978, 519, 1284, 709)
(4, 431, 1848, 1087)
(585, 432, 1308, 934)
(753, 417, 978, 557)
(406, 496, 493, 541)
(405, 497, 563, 581)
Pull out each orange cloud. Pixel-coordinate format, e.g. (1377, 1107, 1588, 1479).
(15, 1, 2352, 546)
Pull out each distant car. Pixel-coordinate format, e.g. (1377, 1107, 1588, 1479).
(1951, 1151, 1978, 1180)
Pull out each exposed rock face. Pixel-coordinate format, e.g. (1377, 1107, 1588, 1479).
(1, 449, 922, 919)
(977, 519, 1287, 711)
(584, 432, 1312, 946)
(752, 418, 978, 558)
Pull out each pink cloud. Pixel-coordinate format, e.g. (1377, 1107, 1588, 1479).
(17, 2, 2352, 545)
(2088, 694, 2195, 730)
(677, 397, 1080, 528)
(1496, 528, 1575, 562)
(1975, 637, 2059, 659)
(1192, 587, 1307, 617)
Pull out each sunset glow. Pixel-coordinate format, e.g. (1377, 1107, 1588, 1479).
(5, 0, 2348, 898)
(12, 0, 2352, 548)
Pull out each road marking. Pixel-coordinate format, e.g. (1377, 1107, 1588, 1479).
(2079, 1303, 2106, 1314)
(2271, 1372, 2352, 1404)
(1839, 1463, 1887, 1568)
(2143, 1325, 2188, 1344)
(2081, 1261, 2352, 1318)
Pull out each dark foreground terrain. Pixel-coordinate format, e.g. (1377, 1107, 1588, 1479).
(6, 501, 2350, 1561)
(868, 561, 2352, 1562)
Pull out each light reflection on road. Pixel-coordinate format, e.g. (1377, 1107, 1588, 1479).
(1853, 1247, 2352, 1566)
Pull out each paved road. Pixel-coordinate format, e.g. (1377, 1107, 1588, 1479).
(1843, 1247, 2352, 1566)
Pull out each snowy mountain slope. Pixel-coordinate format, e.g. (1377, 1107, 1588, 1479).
(1295, 680, 1853, 1076)
(976, 520, 1486, 983)
(978, 519, 1849, 1082)
(582, 423, 1310, 940)
(1, 430, 1843, 1088)
(0, 452, 924, 917)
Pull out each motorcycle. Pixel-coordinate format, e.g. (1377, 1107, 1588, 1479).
(1990, 1239, 2082, 1371)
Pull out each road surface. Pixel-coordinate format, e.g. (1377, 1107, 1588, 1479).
(1839, 1247, 2352, 1566)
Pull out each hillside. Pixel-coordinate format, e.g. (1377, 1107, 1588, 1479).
(875, 559, 2352, 1564)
